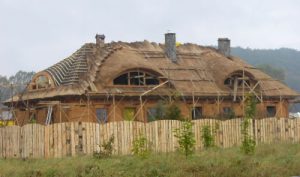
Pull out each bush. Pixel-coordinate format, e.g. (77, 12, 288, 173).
(132, 134, 150, 158)
(93, 134, 114, 159)
(241, 93, 256, 155)
(165, 103, 183, 120)
(150, 100, 183, 121)
(153, 100, 166, 120)
(174, 120, 195, 158)
(201, 124, 218, 149)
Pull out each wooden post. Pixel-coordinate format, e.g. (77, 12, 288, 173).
(217, 93, 220, 115)
(113, 94, 116, 122)
(279, 90, 283, 117)
(192, 91, 195, 119)
(87, 93, 90, 122)
(59, 102, 62, 123)
(242, 68, 245, 117)
(140, 96, 144, 122)
(27, 99, 30, 124)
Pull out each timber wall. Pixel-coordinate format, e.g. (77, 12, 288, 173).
(14, 99, 289, 126)
(1, 117, 299, 159)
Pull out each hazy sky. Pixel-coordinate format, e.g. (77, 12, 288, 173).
(0, 0, 299, 76)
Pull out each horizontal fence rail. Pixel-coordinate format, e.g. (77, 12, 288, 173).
(0, 118, 300, 158)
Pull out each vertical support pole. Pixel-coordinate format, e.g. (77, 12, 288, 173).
(26, 99, 30, 124)
(10, 84, 14, 117)
(113, 94, 116, 122)
(59, 102, 62, 123)
(87, 93, 90, 122)
(217, 93, 220, 115)
(279, 90, 283, 117)
(192, 91, 195, 120)
(233, 77, 238, 102)
(140, 96, 144, 122)
(242, 68, 245, 117)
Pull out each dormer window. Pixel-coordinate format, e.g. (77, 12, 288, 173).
(31, 74, 52, 90)
(224, 72, 252, 88)
(113, 71, 160, 86)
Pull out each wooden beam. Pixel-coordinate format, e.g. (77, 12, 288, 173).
(140, 80, 169, 97)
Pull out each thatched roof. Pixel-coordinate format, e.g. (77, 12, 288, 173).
(5, 40, 299, 103)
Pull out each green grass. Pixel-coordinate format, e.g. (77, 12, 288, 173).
(1, 143, 300, 177)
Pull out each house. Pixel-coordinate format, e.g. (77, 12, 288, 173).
(4, 33, 299, 125)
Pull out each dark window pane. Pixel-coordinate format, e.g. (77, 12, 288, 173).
(223, 107, 235, 118)
(224, 78, 231, 85)
(146, 79, 159, 85)
(192, 107, 203, 120)
(114, 71, 160, 86)
(113, 73, 128, 85)
(147, 108, 157, 122)
(223, 107, 231, 114)
(238, 80, 243, 86)
(130, 72, 144, 85)
(96, 108, 107, 123)
(266, 106, 276, 117)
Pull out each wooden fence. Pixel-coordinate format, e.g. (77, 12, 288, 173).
(0, 117, 300, 158)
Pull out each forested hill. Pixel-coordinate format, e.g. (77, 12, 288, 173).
(231, 47, 300, 93)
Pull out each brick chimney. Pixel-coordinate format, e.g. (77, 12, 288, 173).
(218, 38, 231, 57)
(165, 33, 177, 62)
(95, 34, 105, 47)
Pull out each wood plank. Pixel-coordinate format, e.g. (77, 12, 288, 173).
(81, 122, 87, 155)
(44, 125, 49, 158)
(0, 127, 3, 158)
(61, 123, 67, 157)
(65, 122, 71, 157)
(85, 122, 90, 155)
(70, 122, 76, 156)
(74, 122, 79, 155)
(53, 123, 57, 158)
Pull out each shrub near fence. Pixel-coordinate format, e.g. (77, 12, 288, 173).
(0, 118, 300, 158)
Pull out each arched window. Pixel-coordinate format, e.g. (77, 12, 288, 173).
(113, 71, 160, 86)
(31, 75, 52, 90)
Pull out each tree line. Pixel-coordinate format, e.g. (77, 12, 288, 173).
(0, 71, 35, 103)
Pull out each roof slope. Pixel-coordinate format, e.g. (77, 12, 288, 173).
(45, 44, 92, 86)
(6, 40, 299, 102)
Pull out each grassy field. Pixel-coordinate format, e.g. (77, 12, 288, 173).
(1, 143, 300, 177)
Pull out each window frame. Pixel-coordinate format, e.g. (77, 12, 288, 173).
(96, 108, 108, 123)
(266, 106, 276, 117)
(113, 70, 160, 86)
(224, 71, 255, 89)
(191, 107, 203, 120)
(123, 107, 137, 121)
(30, 72, 54, 90)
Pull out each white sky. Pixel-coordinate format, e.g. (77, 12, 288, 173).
(0, 0, 299, 76)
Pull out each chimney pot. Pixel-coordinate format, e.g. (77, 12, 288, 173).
(218, 38, 231, 57)
(165, 33, 177, 62)
(95, 34, 105, 47)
